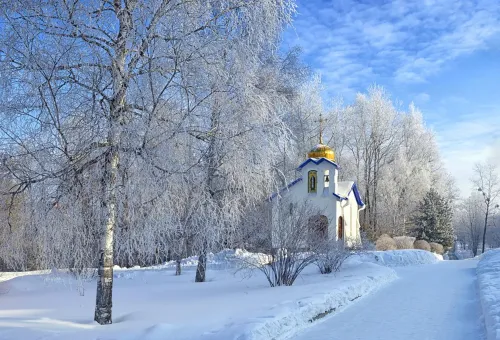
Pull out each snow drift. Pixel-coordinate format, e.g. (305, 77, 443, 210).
(351, 249, 442, 267)
(477, 249, 500, 340)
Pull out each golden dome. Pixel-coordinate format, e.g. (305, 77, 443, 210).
(307, 143, 335, 161)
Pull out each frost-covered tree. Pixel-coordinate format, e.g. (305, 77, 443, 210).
(323, 86, 453, 238)
(413, 188, 454, 248)
(0, 0, 297, 324)
(455, 193, 484, 256)
(472, 161, 500, 254)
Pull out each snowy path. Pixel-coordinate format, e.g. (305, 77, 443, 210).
(290, 260, 484, 340)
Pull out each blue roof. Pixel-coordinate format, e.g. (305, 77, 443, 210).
(269, 177, 303, 200)
(351, 183, 365, 207)
(332, 192, 346, 200)
(297, 158, 339, 170)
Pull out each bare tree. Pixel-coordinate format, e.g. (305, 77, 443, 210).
(472, 161, 500, 254)
(455, 194, 483, 256)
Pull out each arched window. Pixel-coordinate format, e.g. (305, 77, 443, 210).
(308, 170, 317, 193)
(338, 216, 344, 240)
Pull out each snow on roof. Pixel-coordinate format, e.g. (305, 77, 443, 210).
(337, 181, 355, 197)
(297, 158, 339, 170)
(333, 181, 365, 207)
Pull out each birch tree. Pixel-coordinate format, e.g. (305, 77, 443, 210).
(188, 49, 308, 282)
(0, 0, 297, 324)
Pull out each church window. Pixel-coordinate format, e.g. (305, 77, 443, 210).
(308, 170, 317, 193)
(324, 170, 330, 188)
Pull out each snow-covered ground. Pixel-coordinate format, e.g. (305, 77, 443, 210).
(477, 249, 500, 340)
(351, 249, 442, 267)
(0, 249, 440, 340)
(290, 259, 483, 340)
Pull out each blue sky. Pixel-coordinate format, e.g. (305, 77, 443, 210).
(282, 0, 500, 197)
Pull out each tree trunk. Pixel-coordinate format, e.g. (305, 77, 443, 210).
(195, 105, 219, 283)
(94, 147, 119, 325)
(482, 204, 489, 254)
(94, 1, 130, 324)
(195, 252, 207, 282)
(175, 256, 181, 276)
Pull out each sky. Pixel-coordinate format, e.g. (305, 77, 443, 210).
(282, 0, 500, 197)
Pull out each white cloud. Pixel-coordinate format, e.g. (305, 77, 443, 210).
(284, 1, 500, 196)
(286, 0, 500, 92)
(415, 92, 430, 103)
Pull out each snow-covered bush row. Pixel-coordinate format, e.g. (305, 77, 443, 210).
(113, 248, 441, 274)
(393, 236, 415, 250)
(375, 234, 396, 251)
(353, 249, 442, 267)
(413, 239, 431, 251)
(429, 242, 444, 255)
(112, 249, 271, 272)
(477, 249, 500, 340)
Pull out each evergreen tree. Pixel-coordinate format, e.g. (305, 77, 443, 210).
(413, 188, 454, 248)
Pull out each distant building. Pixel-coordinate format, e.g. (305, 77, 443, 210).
(270, 128, 365, 247)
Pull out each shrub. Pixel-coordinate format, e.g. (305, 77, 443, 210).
(414, 239, 431, 252)
(429, 242, 444, 255)
(393, 236, 415, 250)
(314, 239, 356, 274)
(375, 234, 397, 251)
(239, 200, 320, 287)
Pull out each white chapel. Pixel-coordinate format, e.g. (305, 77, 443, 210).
(270, 126, 365, 246)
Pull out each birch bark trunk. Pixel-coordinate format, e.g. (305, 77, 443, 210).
(94, 144, 119, 324)
(94, 0, 129, 323)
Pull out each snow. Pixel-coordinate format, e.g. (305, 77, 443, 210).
(336, 181, 354, 196)
(203, 263, 396, 340)
(350, 249, 443, 267)
(114, 249, 272, 271)
(456, 249, 475, 259)
(0, 249, 441, 340)
(477, 249, 500, 340)
(290, 260, 483, 340)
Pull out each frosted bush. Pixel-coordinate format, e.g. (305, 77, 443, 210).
(375, 234, 396, 251)
(413, 240, 431, 252)
(393, 236, 415, 250)
(314, 239, 356, 274)
(429, 242, 444, 255)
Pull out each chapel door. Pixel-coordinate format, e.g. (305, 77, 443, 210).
(338, 216, 344, 240)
